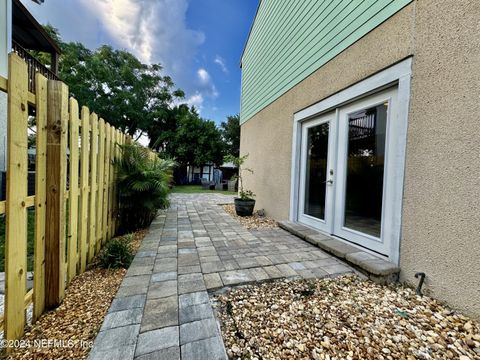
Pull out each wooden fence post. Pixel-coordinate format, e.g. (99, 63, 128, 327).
(5, 53, 29, 341)
(88, 113, 98, 261)
(79, 107, 90, 272)
(33, 72, 48, 322)
(67, 98, 80, 283)
(45, 80, 68, 308)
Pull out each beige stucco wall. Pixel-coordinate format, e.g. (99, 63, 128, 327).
(399, 0, 480, 318)
(240, 0, 480, 318)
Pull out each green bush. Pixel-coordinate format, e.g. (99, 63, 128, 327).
(115, 144, 174, 233)
(99, 234, 134, 269)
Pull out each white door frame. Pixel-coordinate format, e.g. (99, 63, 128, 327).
(333, 88, 398, 255)
(289, 57, 412, 264)
(297, 112, 336, 232)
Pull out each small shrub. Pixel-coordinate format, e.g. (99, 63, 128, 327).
(115, 144, 175, 233)
(99, 234, 134, 269)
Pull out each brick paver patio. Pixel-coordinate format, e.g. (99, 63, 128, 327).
(89, 193, 355, 360)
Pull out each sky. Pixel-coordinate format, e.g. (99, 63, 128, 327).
(21, 0, 259, 125)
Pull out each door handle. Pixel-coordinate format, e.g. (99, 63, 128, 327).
(323, 179, 333, 185)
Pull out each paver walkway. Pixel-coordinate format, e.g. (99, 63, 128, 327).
(89, 193, 355, 360)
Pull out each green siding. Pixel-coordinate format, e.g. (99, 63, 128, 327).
(240, 0, 412, 124)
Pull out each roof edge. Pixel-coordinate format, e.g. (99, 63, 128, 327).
(239, 0, 262, 69)
(14, 0, 62, 54)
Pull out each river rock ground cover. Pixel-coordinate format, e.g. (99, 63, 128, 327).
(222, 204, 278, 230)
(215, 275, 480, 360)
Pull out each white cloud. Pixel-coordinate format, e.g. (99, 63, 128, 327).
(78, 0, 205, 81)
(214, 55, 228, 74)
(185, 92, 204, 112)
(24, 0, 220, 119)
(197, 68, 211, 85)
(196, 68, 219, 98)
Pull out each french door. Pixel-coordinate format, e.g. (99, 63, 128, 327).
(298, 113, 336, 233)
(298, 87, 400, 257)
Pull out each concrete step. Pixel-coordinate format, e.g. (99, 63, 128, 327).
(278, 221, 400, 284)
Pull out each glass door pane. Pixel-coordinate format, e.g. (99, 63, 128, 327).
(304, 123, 329, 220)
(344, 103, 388, 237)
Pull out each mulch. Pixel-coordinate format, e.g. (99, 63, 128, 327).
(6, 230, 147, 360)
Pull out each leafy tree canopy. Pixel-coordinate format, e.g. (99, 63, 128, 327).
(220, 114, 240, 157)
(39, 25, 184, 137)
(36, 25, 228, 168)
(149, 105, 224, 167)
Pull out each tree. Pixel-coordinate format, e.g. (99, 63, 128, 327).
(35, 25, 227, 172)
(151, 107, 224, 165)
(149, 105, 225, 168)
(35, 25, 184, 136)
(220, 114, 240, 157)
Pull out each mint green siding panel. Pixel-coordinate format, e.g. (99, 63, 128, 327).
(240, 0, 412, 124)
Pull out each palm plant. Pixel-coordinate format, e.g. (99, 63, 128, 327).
(115, 143, 174, 232)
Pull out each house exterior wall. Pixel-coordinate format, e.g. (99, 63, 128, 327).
(240, 0, 412, 124)
(240, 0, 480, 318)
(240, 3, 416, 220)
(399, 0, 480, 317)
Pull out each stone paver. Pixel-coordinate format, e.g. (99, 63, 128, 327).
(90, 193, 355, 360)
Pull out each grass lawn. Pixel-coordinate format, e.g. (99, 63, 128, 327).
(171, 185, 237, 196)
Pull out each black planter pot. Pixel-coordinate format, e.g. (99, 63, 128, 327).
(234, 198, 256, 217)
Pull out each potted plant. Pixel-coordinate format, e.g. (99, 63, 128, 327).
(224, 154, 255, 216)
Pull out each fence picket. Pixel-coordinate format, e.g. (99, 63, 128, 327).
(67, 98, 80, 283)
(102, 123, 111, 244)
(5, 53, 29, 342)
(88, 114, 98, 261)
(108, 127, 116, 238)
(96, 119, 106, 252)
(79, 107, 90, 272)
(33, 73, 48, 323)
(112, 130, 121, 233)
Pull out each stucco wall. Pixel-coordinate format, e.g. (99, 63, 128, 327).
(240, 0, 480, 318)
(240, 3, 416, 220)
(400, 0, 480, 318)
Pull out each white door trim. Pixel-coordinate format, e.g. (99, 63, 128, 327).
(289, 58, 412, 264)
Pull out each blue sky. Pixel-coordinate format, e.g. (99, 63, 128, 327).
(21, 0, 259, 125)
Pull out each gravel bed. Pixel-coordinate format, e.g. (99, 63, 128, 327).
(222, 204, 278, 230)
(216, 276, 480, 359)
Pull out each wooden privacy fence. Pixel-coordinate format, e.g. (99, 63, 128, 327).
(0, 53, 130, 342)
